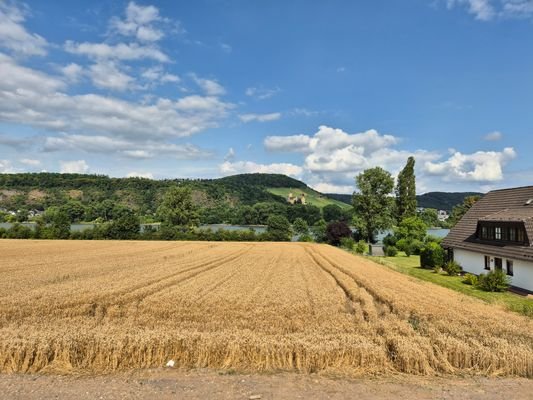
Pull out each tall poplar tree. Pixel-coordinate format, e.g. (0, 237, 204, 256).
(396, 156, 417, 221)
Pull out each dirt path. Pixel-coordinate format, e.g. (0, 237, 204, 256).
(1, 369, 532, 400)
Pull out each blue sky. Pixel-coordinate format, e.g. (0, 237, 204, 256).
(0, 0, 532, 194)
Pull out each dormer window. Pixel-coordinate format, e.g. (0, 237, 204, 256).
(495, 227, 502, 240)
(477, 222, 527, 245)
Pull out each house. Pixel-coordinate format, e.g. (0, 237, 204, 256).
(442, 186, 533, 293)
(287, 192, 306, 205)
(437, 210, 449, 222)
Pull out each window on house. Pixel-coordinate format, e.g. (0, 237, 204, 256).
(518, 229, 525, 242)
(506, 260, 514, 276)
(484, 255, 490, 270)
(495, 227, 502, 240)
(481, 226, 488, 239)
(509, 227, 516, 241)
(494, 257, 502, 271)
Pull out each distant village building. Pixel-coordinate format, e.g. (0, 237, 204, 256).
(287, 192, 306, 205)
(442, 186, 533, 293)
(437, 210, 449, 222)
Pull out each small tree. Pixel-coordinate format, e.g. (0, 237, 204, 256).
(396, 156, 417, 221)
(157, 186, 199, 229)
(477, 270, 511, 292)
(420, 242, 445, 269)
(311, 219, 328, 243)
(292, 218, 309, 235)
(352, 167, 395, 242)
(267, 215, 292, 241)
(326, 221, 352, 246)
(323, 204, 343, 222)
(106, 211, 140, 240)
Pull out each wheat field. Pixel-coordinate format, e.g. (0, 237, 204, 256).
(0, 240, 532, 377)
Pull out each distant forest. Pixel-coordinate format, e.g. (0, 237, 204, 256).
(327, 192, 483, 212)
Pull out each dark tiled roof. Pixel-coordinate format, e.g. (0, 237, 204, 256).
(442, 186, 533, 262)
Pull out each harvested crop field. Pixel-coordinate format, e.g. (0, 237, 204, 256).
(0, 240, 532, 377)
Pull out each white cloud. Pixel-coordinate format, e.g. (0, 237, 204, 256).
(220, 161, 303, 177)
(0, 2, 47, 56)
(191, 74, 226, 96)
(220, 43, 232, 53)
(60, 63, 84, 83)
(239, 112, 282, 123)
(224, 147, 235, 162)
(245, 86, 281, 100)
(483, 131, 503, 141)
(446, 0, 495, 20)
(89, 61, 136, 91)
(264, 134, 313, 153)
(20, 158, 40, 166)
(310, 182, 354, 194)
(0, 159, 14, 173)
(142, 66, 180, 84)
(64, 41, 169, 62)
(127, 171, 154, 179)
(0, 53, 233, 140)
(424, 147, 516, 182)
(44, 134, 211, 159)
(60, 160, 89, 174)
(445, 0, 533, 20)
(110, 2, 165, 42)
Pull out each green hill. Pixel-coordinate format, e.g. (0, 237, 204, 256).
(267, 187, 351, 209)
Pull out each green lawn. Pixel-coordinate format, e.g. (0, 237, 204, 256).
(366, 253, 533, 317)
(267, 187, 351, 209)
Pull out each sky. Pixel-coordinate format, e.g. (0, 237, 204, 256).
(0, 0, 532, 194)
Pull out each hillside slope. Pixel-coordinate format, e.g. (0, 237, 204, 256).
(267, 187, 351, 209)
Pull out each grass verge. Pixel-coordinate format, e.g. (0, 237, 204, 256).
(366, 253, 533, 317)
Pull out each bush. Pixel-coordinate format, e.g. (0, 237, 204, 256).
(410, 239, 424, 255)
(382, 233, 397, 247)
(420, 242, 445, 269)
(355, 240, 367, 254)
(340, 237, 355, 250)
(463, 273, 478, 286)
(298, 233, 314, 242)
(326, 221, 352, 246)
(384, 245, 398, 257)
(443, 260, 462, 276)
(267, 215, 292, 241)
(477, 270, 511, 292)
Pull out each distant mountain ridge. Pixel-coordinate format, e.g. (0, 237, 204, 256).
(326, 191, 483, 212)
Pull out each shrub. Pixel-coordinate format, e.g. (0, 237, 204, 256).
(433, 265, 443, 274)
(420, 242, 445, 269)
(444, 260, 462, 276)
(267, 215, 292, 241)
(463, 273, 478, 286)
(326, 221, 352, 246)
(384, 245, 398, 257)
(476, 270, 511, 292)
(410, 239, 424, 255)
(355, 240, 368, 254)
(298, 233, 314, 242)
(382, 233, 397, 247)
(340, 237, 355, 250)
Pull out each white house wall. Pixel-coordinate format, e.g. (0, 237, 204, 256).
(454, 248, 533, 292)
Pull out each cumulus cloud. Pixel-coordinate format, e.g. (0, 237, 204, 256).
(142, 66, 180, 84)
(245, 86, 281, 100)
(110, 2, 165, 42)
(0, 53, 232, 140)
(0, 159, 14, 173)
(445, 0, 533, 20)
(310, 182, 354, 194)
(224, 147, 235, 162)
(44, 134, 211, 160)
(60, 160, 89, 174)
(127, 171, 154, 179)
(20, 158, 40, 166)
(424, 147, 516, 181)
(220, 161, 303, 177)
(239, 112, 281, 123)
(264, 134, 313, 153)
(191, 74, 226, 96)
(64, 41, 169, 62)
(0, 2, 47, 56)
(483, 131, 503, 141)
(89, 61, 136, 91)
(60, 63, 84, 83)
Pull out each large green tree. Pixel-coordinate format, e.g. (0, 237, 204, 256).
(448, 195, 481, 226)
(352, 167, 395, 242)
(156, 186, 199, 228)
(395, 156, 417, 221)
